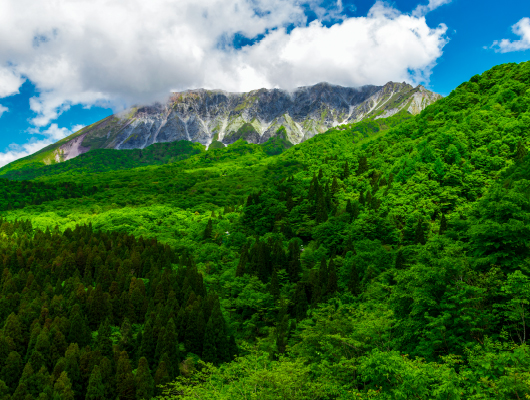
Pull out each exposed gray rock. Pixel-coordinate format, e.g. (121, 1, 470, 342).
(69, 81, 441, 156)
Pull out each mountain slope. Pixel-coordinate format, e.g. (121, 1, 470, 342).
(0, 62, 528, 399)
(0, 81, 440, 176)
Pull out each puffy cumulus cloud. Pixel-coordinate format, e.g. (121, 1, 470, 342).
(0, 105, 8, 118)
(0, 0, 448, 128)
(0, 123, 84, 167)
(491, 18, 530, 53)
(235, 1, 448, 89)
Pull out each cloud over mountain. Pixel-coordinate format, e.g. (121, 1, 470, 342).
(0, 0, 448, 128)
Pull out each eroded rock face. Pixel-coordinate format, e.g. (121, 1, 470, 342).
(72, 81, 442, 153)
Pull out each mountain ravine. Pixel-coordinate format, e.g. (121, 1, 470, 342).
(43, 81, 442, 163)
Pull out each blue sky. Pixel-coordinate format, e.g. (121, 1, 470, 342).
(0, 0, 529, 166)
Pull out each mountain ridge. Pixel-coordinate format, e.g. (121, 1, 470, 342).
(0, 81, 441, 174)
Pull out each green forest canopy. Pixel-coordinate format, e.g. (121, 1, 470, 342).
(0, 61, 529, 399)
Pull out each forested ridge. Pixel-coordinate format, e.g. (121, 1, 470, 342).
(0, 61, 530, 399)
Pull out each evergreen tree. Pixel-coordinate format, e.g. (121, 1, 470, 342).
(202, 300, 228, 365)
(139, 319, 156, 369)
(515, 140, 528, 162)
(153, 360, 170, 394)
(359, 191, 365, 206)
(287, 241, 301, 283)
(395, 248, 406, 270)
(357, 156, 368, 175)
(315, 184, 328, 223)
(116, 351, 135, 400)
(415, 218, 426, 245)
(294, 283, 308, 321)
(439, 213, 448, 235)
(203, 219, 213, 241)
(85, 366, 105, 400)
(269, 268, 280, 299)
(53, 372, 74, 400)
(135, 358, 154, 400)
(325, 259, 338, 296)
(235, 245, 248, 277)
(343, 161, 350, 179)
(68, 306, 91, 348)
(96, 319, 113, 361)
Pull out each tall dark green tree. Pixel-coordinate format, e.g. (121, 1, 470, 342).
(135, 358, 154, 400)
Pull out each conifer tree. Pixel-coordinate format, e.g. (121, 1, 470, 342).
(294, 283, 308, 321)
(359, 191, 365, 206)
(515, 140, 528, 162)
(68, 306, 91, 348)
(153, 360, 170, 394)
(347, 260, 361, 296)
(415, 218, 426, 245)
(318, 168, 323, 180)
(357, 156, 368, 175)
(203, 219, 213, 241)
(53, 372, 74, 400)
(315, 184, 328, 223)
(135, 358, 154, 400)
(96, 319, 113, 361)
(269, 268, 280, 299)
(287, 241, 301, 283)
(395, 248, 406, 270)
(331, 177, 339, 197)
(85, 366, 105, 400)
(116, 351, 135, 400)
(439, 213, 448, 235)
(326, 259, 338, 296)
(139, 319, 156, 368)
(343, 161, 350, 179)
(235, 245, 248, 277)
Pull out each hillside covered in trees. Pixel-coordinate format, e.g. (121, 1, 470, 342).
(0, 61, 530, 399)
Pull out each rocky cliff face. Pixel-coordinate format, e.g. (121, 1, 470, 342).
(53, 81, 442, 161)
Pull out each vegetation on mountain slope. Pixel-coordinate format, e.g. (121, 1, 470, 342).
(0, 62, 529, 399)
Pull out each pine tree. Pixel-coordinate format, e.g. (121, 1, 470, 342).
(53, 372, 74, 400)
(235, 245, 248, 277)
(135, 357, 154, 400)
(357, 156, 368, 175)
(326, 259, 338, 296)
(294, 283, 308, 321)
(318, 168, 323, 180)
(331, 177, 339, 197)
(203, 219, 213, 241)
(348, 261, 360, 296)
(68, 306, 91, 348)
(269, 268, 280, 299)
(415, 218, 426, 245)
(318, 257, 328, 288)
(287, 241, 301, 283)
(343, 161, 350, 179)
(315, 184, 328, 223)
(96, 319, 113, 361)
(85, 365, 105, 400)
(153, 361, 170, 394)
(395, 248, 406, 270)
(439, 213, 448, 235)
(515, 140, 528, 162)
(202, 299, 228, 365)
(116, 351, 135, 400)
(139, 319, 156, 369)
(358, 191, 365, 206)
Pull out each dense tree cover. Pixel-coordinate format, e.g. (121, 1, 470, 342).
(0, 219, 236, 399)
(0, 141, 205, 181)
(0, 180, 97, 212)
(1, 61, 530, 399)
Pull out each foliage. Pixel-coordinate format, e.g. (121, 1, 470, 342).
(0, 61, 530, 399)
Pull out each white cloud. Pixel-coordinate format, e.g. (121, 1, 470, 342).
(0, 105, 8, 118)
(0, 123, 84, 168)
(0, 0, 449, 128)
(491, 18, 530, 53)
(413, 0, 452, 17)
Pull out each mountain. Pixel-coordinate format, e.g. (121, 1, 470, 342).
(2, 61, 530, 399)
(0, 81, 440, 175)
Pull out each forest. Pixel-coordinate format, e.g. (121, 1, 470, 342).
(0, 61, 529, 399)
